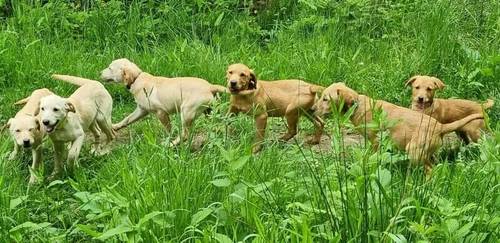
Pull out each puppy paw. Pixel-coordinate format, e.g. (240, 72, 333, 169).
(8, 152, 17, 161)
(47, 172, 61, 182)
(112, 124, 122, 131)
(28, 175, 39, 185)
(280, 133, 296, 142)
(97, 147, 111, 156)
(169, 137, 181, 147)
(306, 137, 321, 145)
(252, 144, 262, 154)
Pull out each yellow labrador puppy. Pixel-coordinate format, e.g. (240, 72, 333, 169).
(226, 63, 324, 153)
(38, 75, 114, 180)
(312, 83, 483, 173)
(5, 88, 53, 184)
(406, 75, 494, 143)
(100, 58, 227, 146)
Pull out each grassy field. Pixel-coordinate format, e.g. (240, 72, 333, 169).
(0, 0, 499, 242)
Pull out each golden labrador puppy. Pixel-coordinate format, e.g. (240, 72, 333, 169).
(312, 83, 483, 173)
(38, 75, 115, 180)
(100, 58, 227, 146)
(406, 75, 494, 143)
(226, 63, 324, 153)
(5, 88, 53, 184)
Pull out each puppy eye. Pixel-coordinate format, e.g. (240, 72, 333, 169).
(322, 97, 328, 102)
(228, 71, 233, 74)
(41, 107, 45, 111)
(28, 128, 33, 132)
(53, 108, 59, 112)
(426, 87, 432, 91)
(15, 129, 20, 133)
(240, 73, 245, 77)
(415, 86, 420, 90)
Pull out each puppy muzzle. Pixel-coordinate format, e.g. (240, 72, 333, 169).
(43, 119, 59, 133)
(23, 139, 32, 148)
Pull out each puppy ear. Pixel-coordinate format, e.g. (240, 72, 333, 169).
(33, 100, 41, 116)
(248, 70, 257, 90)
(65, 101, 76, 113)
(405, 76, 418, 86)
(310, 85, 324, 94)
(35, 119, 40, 131)
(122, 67, 136, 89)
(337, 88, 358, 108)
(1, 119, 12, 133)
(432, 77, 445, 90)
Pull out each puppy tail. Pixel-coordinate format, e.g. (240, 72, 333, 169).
(483, 99, 494, 109)
(13, 97, 30, 106)
(210, 84, 228, 95)
(52, 74, 98, 86)
(440, 113, 483, 135)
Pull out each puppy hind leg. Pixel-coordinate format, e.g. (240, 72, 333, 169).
(464, 121, 483, 143)
(171, 109, 196, 146)
(281, 108, 299, 141)
(90, 123, 101, 154)
(96, 117, 114, 155)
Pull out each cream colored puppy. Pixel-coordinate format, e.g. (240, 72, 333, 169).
(312, 83, 483, 173)
(38, 75, 114, 180)
(100, 58, 226, 145)
(5, 88, 53, 184)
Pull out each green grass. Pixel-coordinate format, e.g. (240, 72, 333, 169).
(0, 0, 499, 242)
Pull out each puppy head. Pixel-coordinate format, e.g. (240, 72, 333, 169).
(406, 75, 445, 109)
(312, 83, 359, 116)
(226, 63, 257, 94)
(7, 115, 41, 148)
(39, 95, 75, 133)
(100, 58, 142, 88)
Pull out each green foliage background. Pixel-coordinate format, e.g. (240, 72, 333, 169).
(0, 0, 499, 242)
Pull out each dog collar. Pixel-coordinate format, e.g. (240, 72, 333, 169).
(126, 71, 143, 90)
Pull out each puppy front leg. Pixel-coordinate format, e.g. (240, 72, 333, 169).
(48, 142, 66, 181)
(8, 142, 20, 161)
(113, 106, 149, 131)
(253, 113, 268, 153)
(67, 134, 85, 172)
(29, 146, 43, 184)
(307, 114, 324, 145)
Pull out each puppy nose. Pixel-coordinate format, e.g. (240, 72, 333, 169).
(23, 139, 30, 147)
(230, 80, 237, 87)
(42, 120, 50, 125)
(418, 97, 424, 102)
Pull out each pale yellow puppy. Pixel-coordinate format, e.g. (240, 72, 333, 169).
(101, 58, 227, 146)
(5, 88, 53, 184)
(38, 75, 115, 181)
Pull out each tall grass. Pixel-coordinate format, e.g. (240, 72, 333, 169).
(0, 0, 499, 241)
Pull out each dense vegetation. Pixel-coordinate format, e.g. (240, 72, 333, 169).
(0, 0, 499, 241)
